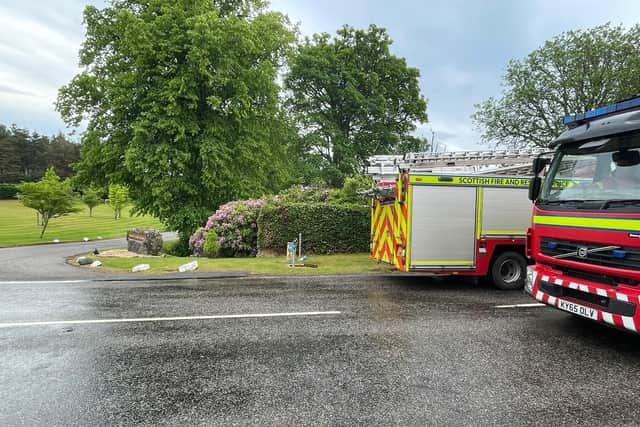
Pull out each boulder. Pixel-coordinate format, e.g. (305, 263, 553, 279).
(178, 261, 198, 273)
(90, 260, 102, 268)
(132, 264, 150, 273)
(77, 256, 93, 266)
(127, 228, 163, 256)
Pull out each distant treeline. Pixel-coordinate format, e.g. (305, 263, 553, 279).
(0, 124, 80, 183)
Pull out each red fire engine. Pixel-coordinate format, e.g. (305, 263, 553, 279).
(526, 96, 640, 332)
(367, 150, 541, 289)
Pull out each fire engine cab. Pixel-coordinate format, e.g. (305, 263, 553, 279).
(526, 96, 640, 332)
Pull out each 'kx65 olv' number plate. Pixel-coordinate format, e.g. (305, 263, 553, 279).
(557, 299, 598, 320)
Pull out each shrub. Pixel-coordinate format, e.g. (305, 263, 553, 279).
(189, 227, 207, 256)
(162, 237, 191, 257)
(161, 240, 179, 255)
(275, 184, 330, 205)
(200, 198, 266, 257)
(203, 231, 220, 258)
(0, 183, 18, 199)
(257, 203, 370, 255)
(331, 175, 374, 206)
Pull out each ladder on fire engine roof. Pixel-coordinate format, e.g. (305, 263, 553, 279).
(366, 149, 546, 182)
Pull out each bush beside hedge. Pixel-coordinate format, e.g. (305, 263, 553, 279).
(0, 184, 18, 199)
(257, 203, 370, 255)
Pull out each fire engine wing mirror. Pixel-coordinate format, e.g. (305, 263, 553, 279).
(613, 150, 640, 167)
(532, 157, 550, 176)
(528, 177, 542, 201)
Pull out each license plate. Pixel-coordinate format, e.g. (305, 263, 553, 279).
(557, 299, 598, 320)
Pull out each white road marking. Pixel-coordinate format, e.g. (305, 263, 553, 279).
(494, 303, 546, 309)
(0, 311, 342, 329)
(0, 280, 89, 285)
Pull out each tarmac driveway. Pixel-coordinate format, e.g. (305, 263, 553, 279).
(0, 232, 177, 281)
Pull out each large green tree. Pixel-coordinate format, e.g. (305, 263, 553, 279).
(56, 0, 295, 237)
(472, 24, 640, 148)
(17, 167, 80, 238)
(284, 25, 428, 186)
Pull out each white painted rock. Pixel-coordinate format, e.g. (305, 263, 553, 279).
(178, 261, 198, 273)
(83, 237, 90, 242)
(90, 260, 102, 268)
(132, 264, 150, 273)
(97, 236, 103, 240)
(52, 239, 60, 243)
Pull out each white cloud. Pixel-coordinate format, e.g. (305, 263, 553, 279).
(2, 0, 640, 144)
(432, 64, 473, 90)
(524, 0, 640, 48)
(416, 111, 486, 153)
(0, 1, 87, 135)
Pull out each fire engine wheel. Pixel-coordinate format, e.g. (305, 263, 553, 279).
(490, 251, 527, 290)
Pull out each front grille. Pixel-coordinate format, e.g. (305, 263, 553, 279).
(560, 268, 619, 287)
(539, 281, 636, 316)
(540, 238, 640, 271)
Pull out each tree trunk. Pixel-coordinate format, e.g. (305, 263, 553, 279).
(89, 207, 93, 217)
(39, 216, 49, 239)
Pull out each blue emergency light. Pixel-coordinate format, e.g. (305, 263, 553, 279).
(563, 95, 640, 126)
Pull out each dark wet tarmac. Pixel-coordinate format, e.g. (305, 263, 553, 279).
(1, 275, 639, 426)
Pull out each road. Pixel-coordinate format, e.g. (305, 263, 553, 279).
(0, 232, 177, 280)
(2, 275, 640, 426)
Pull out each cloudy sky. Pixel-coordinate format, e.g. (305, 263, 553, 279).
(1, 0, 640, 150)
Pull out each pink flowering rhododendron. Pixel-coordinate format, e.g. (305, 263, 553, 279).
(190, 198, 265, 257)
(188, 227, 208, 257)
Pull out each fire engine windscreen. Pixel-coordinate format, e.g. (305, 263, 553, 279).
(539, 134, 640, 204)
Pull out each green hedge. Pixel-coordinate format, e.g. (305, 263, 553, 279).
(257, 203, 370, 255)
(0, 184, 18, 199)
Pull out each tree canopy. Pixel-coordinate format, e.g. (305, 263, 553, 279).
(16, 167, 80, 238)
(57, 0, 296, 236)
(108, 184, 129, 220)
(82, 188, 101, 217)
(0, 124, 80, 183)
(284, 25, 428, 186)
(472, 23, 640, 148)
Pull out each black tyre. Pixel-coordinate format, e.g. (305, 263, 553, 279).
(490, 251, 527, 290)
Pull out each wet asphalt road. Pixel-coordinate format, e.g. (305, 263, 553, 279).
(1, 275, 640, 426)
(0, 232, 177, 280)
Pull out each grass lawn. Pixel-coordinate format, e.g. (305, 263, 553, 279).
(0, 200, 165, 248)
(83, 253, 392, 276)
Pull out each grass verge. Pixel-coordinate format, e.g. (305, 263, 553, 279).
(0, 200, 164, 247)
(81, 253, 392, 276)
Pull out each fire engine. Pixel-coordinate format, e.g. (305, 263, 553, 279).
(526, 96, 640, 332)
(366, 150, 541, 289)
